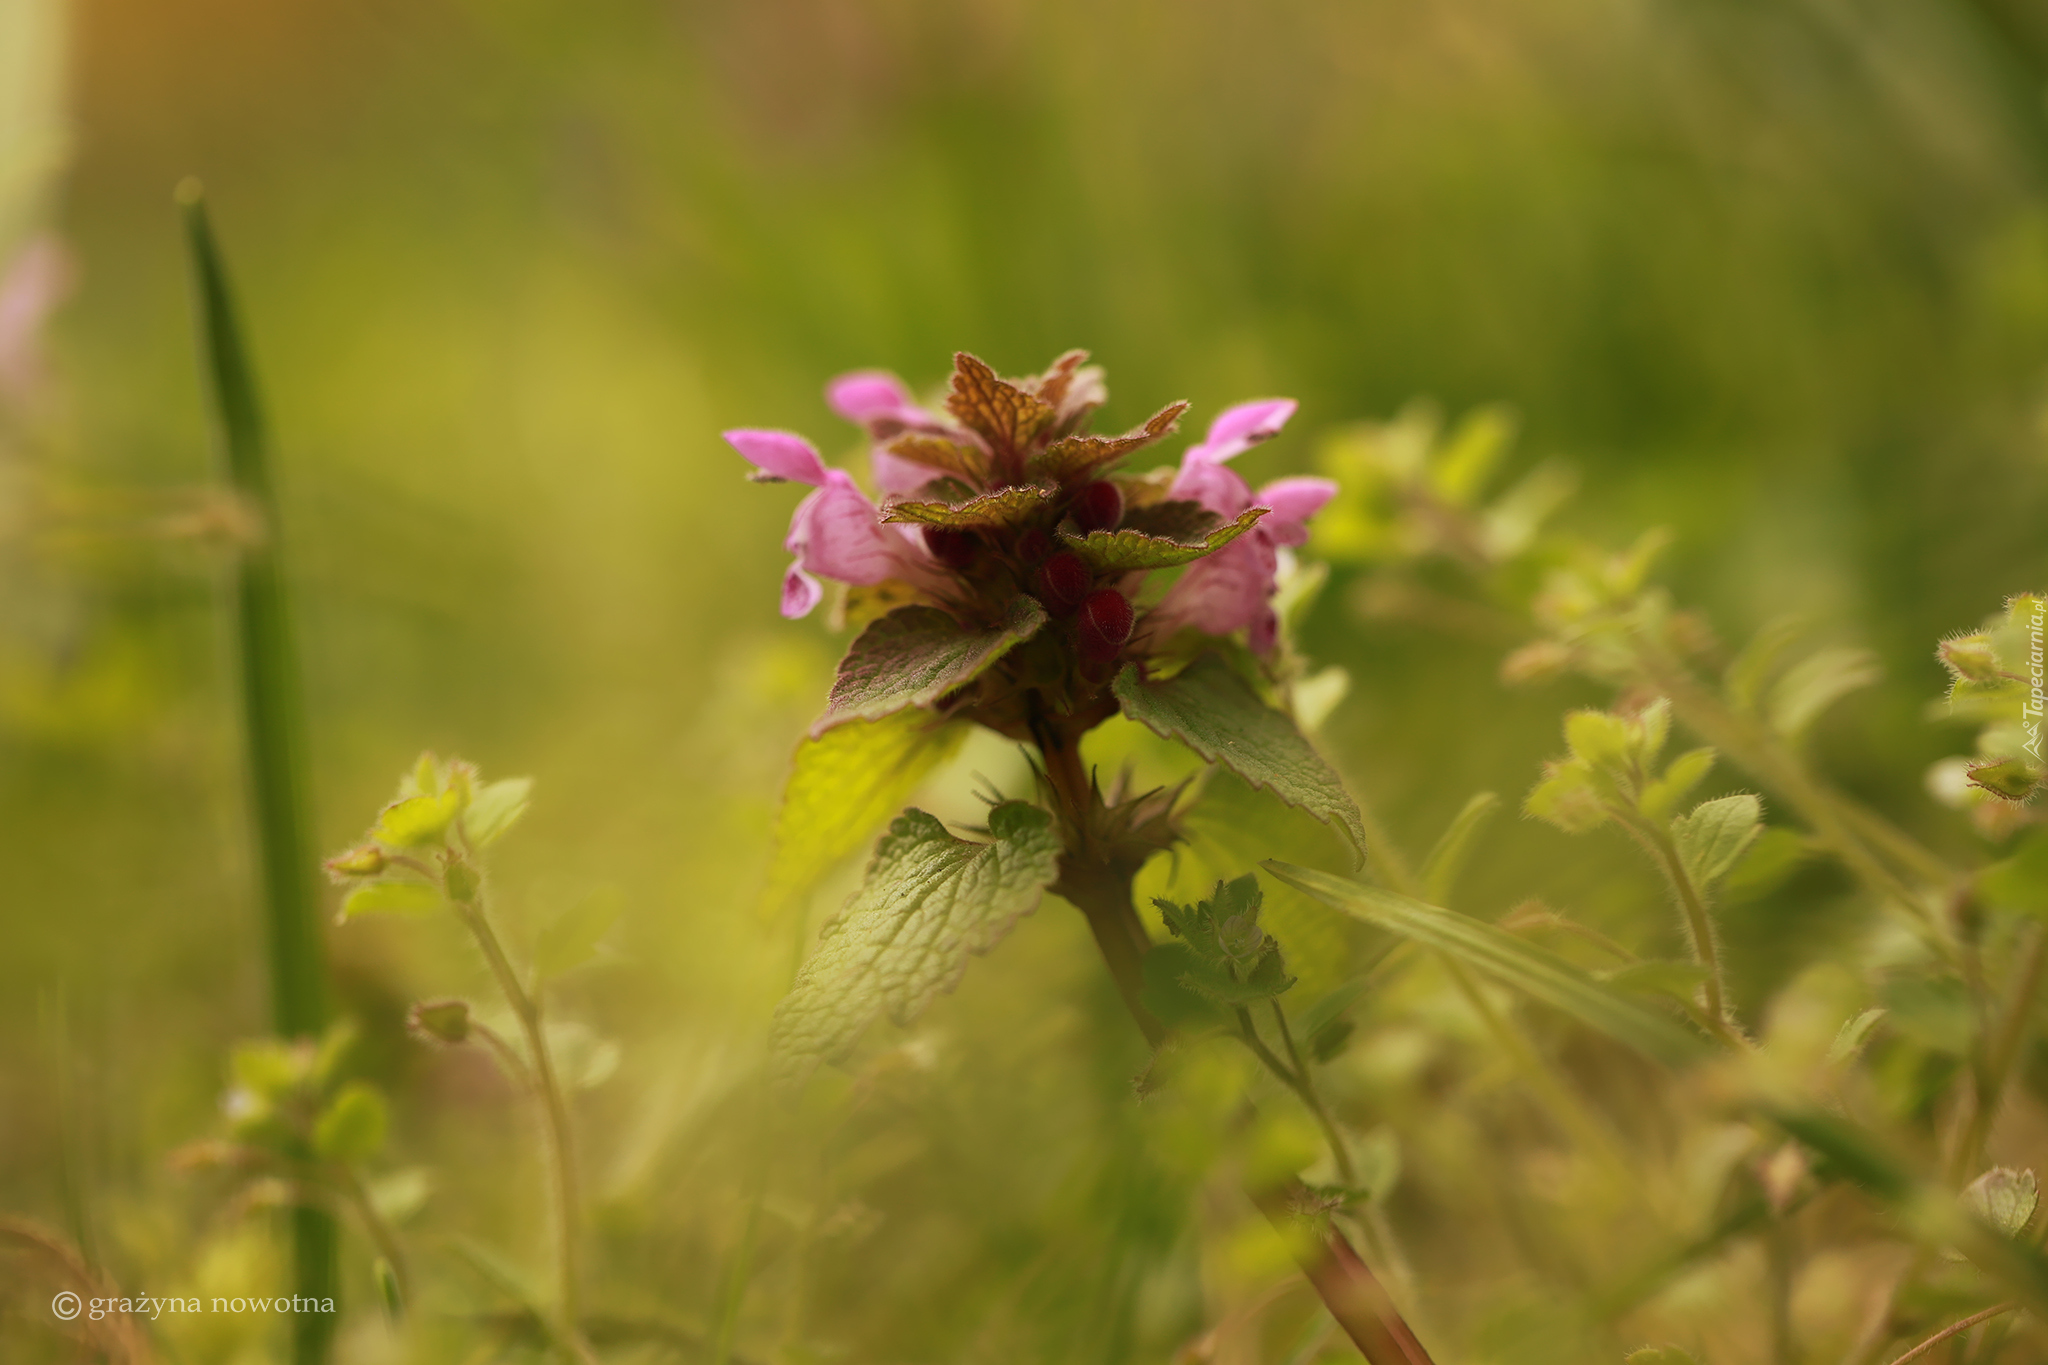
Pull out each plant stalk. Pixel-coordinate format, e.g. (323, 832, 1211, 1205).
(454, 893, 596, 1365)
(181, 180, 337, 1365)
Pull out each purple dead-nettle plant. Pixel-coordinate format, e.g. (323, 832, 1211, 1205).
(731, 351, 1437, 1364)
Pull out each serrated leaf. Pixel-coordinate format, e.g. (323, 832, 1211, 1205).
(1640, 747, 1716, 823)
(818, 599, 1047, 734)
(1119, 498, 1223, 542)
(1264, 862, 1711, 1067)
(313, 1082, 388, 1163)
(1420, 791, 1500, 905)
(1672, 794, 1763, 890)
(885, 432, 989, 484)
(533, 888, 621, 980)
(1028, 400, 1188, 481)
(375, 791, 463, 848)
(339, 881, 443, 921)
(761, 710, 968, 919)
(771, 801, 1061, 1075)
(1114, 656, 1365, 864)
(1767, 646, 1882, 738)
(463, 777, 532, 848)
(1059, 506, 1266, 573)
(882, 484, 1051, 529)
(945, 352, 1055, 458)
(1965, 1168, 2039, 1239)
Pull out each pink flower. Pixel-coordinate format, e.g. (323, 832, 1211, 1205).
(1149, 399, 1336, 652)
(724, 428, 942, 619)
(0, 234, 71, 403)
(826, 370, 952, 497)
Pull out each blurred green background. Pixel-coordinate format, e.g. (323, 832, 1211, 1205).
(6, 0, 2048, 1360)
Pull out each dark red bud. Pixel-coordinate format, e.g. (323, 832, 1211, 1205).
(1014, 528, 1051, 565)
(1076, 588, 1135, 663)
(923, 526, 981, 571)
(1071, 480, 1124, 533)
(1036, 551, 1093, 615)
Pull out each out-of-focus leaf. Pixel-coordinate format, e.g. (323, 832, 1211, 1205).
(1826, 1007, 1887, 1066)
(339, 881, 442, 921)
(1981, 832, 2048, 915)
(1880, 975, 1974, 1055)
(1719, 826, 1811, 903)
(1266, 863, 1710, 1067)
(1766, 646, 1881, 738)
(818, 599, 1046, 733)
(1964, 1168, 2039, 1239)
(533, 888, 622, 980)
(761, 710, 968, 919)
(375, 791, 463, 849)
(1600, 960, 1709, 1005)
(1725, 615, 1807, 714)
(1420, 791, 1499, 905)
(313, 1082, 387, 1163)
(1115, 656, 1365, 863)
(1671, 794, 1762, 890)
(1639, 747, 1715, 823)
(463, 777, 532, 848)
(771, 802, 1060, 1077)
(1059, 507, 1264, 572)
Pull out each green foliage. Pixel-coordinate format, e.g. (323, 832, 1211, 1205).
(759, 709, 968, 917)
(1059, 507, 1266, 573)
(1419, 791, 1500, 905)
(532, 888, 621, 980)
(771, 802, 1061, 1076)
(1114, 656, 1366, 862)
(1671, 795, 1763, 891)
(1963, 1167, 2039, 1240)
(338, 881, 442, 921)
(881, 484, 1052, 528)
(819, 600, 1047, 731)
(1148, 876, 1296, 1010)
(313, 1082, 389, 1163)
(1266, 862, 1710, 1067)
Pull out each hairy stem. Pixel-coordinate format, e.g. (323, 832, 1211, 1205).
(454, 894, 596, 1365)
(1882, 1303, 2016, 1365)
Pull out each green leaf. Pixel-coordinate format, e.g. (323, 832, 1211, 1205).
(1140, 943, 1230, 1029)
(1719, 826, 1811, 904)
(1420, 791, 1499, 905)
(1640, 747, 1715, 823)
(881, 485, 1051, 529)
(1767, 646, 1881, 738)
(771, 802, 1061, 1075)
(374, 791, 463, 849)
(883, 432, 989, 484)
(1264, 862, 1710, 1067)
(339, 881, 443, 921)
(463, 777, 532, 848)
(1970, 756, 2044, 802)
(231, 1038, 309, 1098)
(819, 599, 1047, 733)
(1059, 507, 1266, 573)
(1114, 656, 1366, 863)
(1524, 759, 1610, 834)
(1965, 1168, 2039, 1239)
(1671, 794, 1762, 890)
(313, 1081, 388, 1163)
(1118, 498, 1223, 542)
(532, 888, 622, 980)
(1981, 832, 2048, 915)
(1725, 615, 1807, 714)
(1027, 400, 1187, 481)
(1826, 1007, 1887, 1066)
(1564, 709, 1632, 770)
(1600, 960, 1709, 1005)
(761, 711, 968, 918)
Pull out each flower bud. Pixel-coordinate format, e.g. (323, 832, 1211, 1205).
(325, 845, 386, 879)
(1076, 588, 1135, 663)
(1071, 480, 1123, 533)
(408, 998, 471, 1044)
(923, 526, 981, 571)
(1036, 551, 1093, 615)
(1013, 528, 1051, 565)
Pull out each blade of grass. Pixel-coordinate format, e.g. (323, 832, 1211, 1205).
(1264, 861, 1712, 1068)
(180, 179, 337, 1365)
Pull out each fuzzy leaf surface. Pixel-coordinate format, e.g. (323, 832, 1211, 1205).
(882, 485, 1051, 529)
(819, 599, 1047, 733)
(1061, 507, 1266, 573)
(761, 710, 968, 917)
(945, 353, 1055, 456)
(463, 777, 532, 848)
(1119, 498, 1223, 542)
(339, 881, 442, 920)
(771, 802, 1060, 1075)
(886, 433, 989, 484)
(1672, 794, 1763, 890)
(1115, 656, 1366, 862)
(1028, 400, 1188, 481)
(1265, 862, 1710, 1067)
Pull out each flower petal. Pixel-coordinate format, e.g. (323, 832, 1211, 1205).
(781, 564, 824, 618)
(871, 445, 935, 498)
(1169, 453, 1254, 518)
(725, 428, 828, 485)
(827, 370, 920, 424)
(789, 471, 913, 586)
(1188, 398, 1298, 464)
(1252, 475, 1338, 547)
(1149, 534, 1279, 641)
